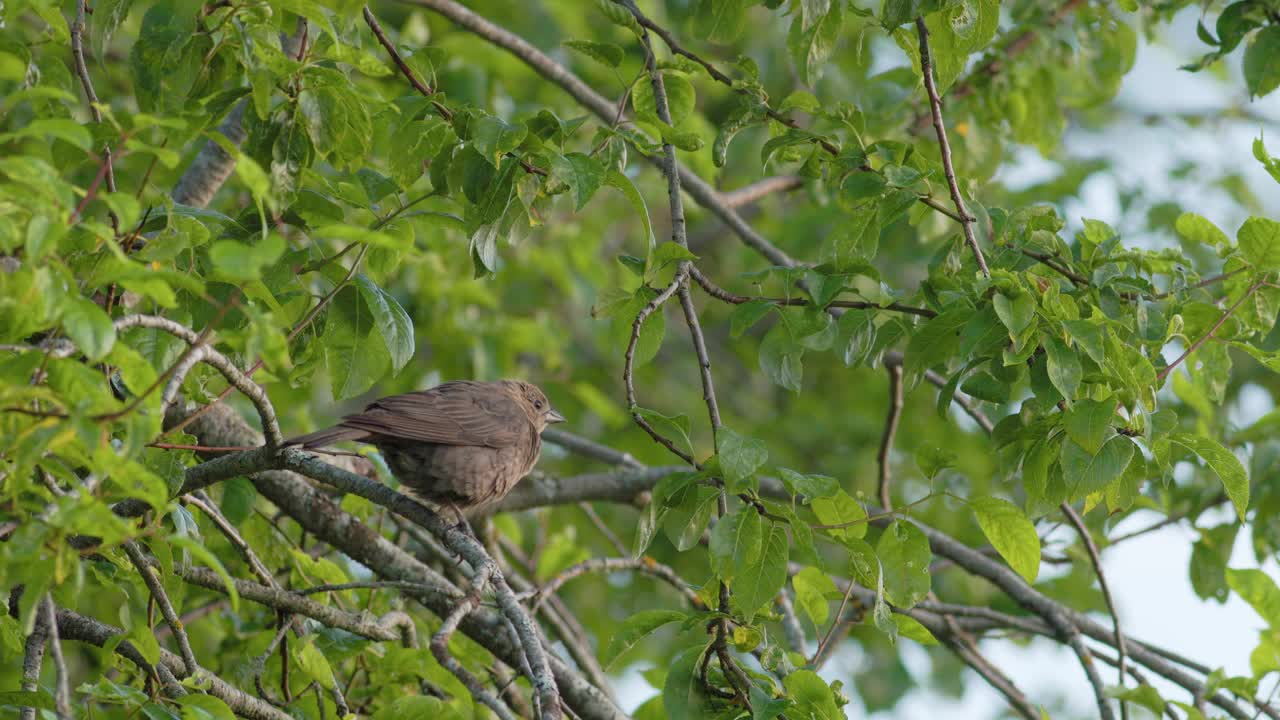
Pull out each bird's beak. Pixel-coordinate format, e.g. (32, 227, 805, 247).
(546, 408, 566, 424)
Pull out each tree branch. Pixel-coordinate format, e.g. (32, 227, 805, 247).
(1061, 502, 1130, 720)
(877, 364, 905, 510)
(123, 540, 201, 679)
(52, 605, 292, 720)
(687, 264, 937, 318)
(915, 17, 990, 277)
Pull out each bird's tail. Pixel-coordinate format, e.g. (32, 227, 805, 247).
(283, 425, 370, 449)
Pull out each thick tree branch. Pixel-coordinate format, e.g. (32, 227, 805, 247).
(279, 450, 563, 719)
(127, 403, 628, 720)
(18, 597, 49, 720)
(52, 605, 291, 720)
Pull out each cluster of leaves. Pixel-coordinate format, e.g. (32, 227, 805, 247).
(2, 0, 1280, 718)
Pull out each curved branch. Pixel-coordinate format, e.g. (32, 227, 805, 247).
(53, 605, 289, 720)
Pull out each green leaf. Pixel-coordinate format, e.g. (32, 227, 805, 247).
(915, 446, 957, 480)
(733, 520, 788, 621)
(1175, 212, 1231, 249)
(993, 292, 1035, 339)
(60, 295, 116, 362)
(716, 426, 768, 492)
(1226, 568, 1280, 627)
(905, 307, 971, 378)
(603, 610, 687, 668)
(710, 506, 762, 582)
(618, 255, 647, 277)
(353, 276, 415, 374)
(633, 407, 693, 456)
(749, 685, 792, 720)
(1243, 26, 1280, 98)
(893, 614, 940, 645)
(1060, 435, 1135, 497)
(730, 299, 775, 338)
(177, 695, 237, 720)
(297, 640, 336, 690)
(760, 318, 804, 392)
(784, 669, 842, 720)
(971, 496, 1041, 583)
(605, 170, 656, 247)
(812, 490, 868, 541)
(1238, 216, 1280, 270)
(1062, 319, 1108, 366)
(877, 520, 931, 608)
(324, 285, 392, 400)
(610, 286, 667, 368)
(1166, 433, 1249, 521)
(563, 39, 624, 68)
(663, 645, 715, 720)
(793, 566, 840, 626)
(471, 116, 528, 162)
(777, 467, 840, 498)
(0, 692, 56, 711)
(648, 241, 697, 276)
(209, 234, 286, 281)
(552, 152, 605, 211)
(696, 0, 750, 42)
(1105, 685, 1167, 715)
(662, 486, 719, 551)
(632, 72, 696, 125)
(788, 2, 844, 86)
(1064, 398, 1116, 454)
(1043, 335, 1081, 400)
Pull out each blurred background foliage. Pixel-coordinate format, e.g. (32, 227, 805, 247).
(2, 0, 1280, 717)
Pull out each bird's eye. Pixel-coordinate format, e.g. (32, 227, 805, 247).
(534, 400, 543, 409)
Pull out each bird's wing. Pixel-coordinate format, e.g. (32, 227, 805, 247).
(337, 381, 526, 448)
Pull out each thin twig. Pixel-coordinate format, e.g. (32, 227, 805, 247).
(1062, 502, 1129, 720)
(361, 6, 447, 113)
(622, 272, 694, 465)
(915, 17, 989, 277)
(124, 541, 201, 678)
(877, 364, 904, 510)
(185, 491, 276, 587)
(43, 598, 71, 720)
(775, 591, 808, 655)
(811, 574, 858, 668)
(577, 503, 628, 556)
(159, 246, 368, 442)
(687, 264, 937, 318)
(626, 12, 752, 708)
(1156, 280, 1264, 383)
(720, 176, 803, 208)
(430, 564, 519, 720)
(523, 556, 701, 610)
(70, 0, 119, 232)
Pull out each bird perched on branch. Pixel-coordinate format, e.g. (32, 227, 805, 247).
(285, 380, 564, 518)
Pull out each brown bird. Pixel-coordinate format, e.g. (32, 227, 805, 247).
(285, 380, 565, 517)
